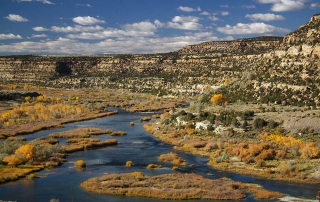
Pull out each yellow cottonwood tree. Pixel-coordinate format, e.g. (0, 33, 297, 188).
(15, 144, 35, 161)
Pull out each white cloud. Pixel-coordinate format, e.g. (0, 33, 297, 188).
(76, 4, 91, 7)
(200, 11, 210, 16)
(241, 5, 256, 9)
(31, 34, 47, 38)
(37, 0, 54, 4)
(221, 11, 229, 16)
(257, 0, 305, 12)
(0, 32, 232, 55)
(5, 14, 29, 22)
(177, 6, 201, 12)
(172, 16, 199, 23)
(73, 16, 106, 26)
(168, 16, 202, 30)
(16, 0, 32, 2)
(51, 25, 104, 33)
(154, 20, 165, 28)
(122, 21, 157, 32)
(65, 21, 158, 39)
(0, 34, 23, 40)
(217, 22, 290, 34)
(246, 13, 285, 21)
(220, 5, 229, 8)
(33, 26, 49, 31)
(310, 3, 320, 9)
(209, 16, 219, 21)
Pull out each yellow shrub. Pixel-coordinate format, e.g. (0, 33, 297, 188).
(299, 143, 319, 159)
(210, 94, 226, 106)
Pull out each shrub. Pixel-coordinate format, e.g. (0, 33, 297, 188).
(210, 94, 226, 106)
(257, 149, 275, 160)
(147, 164, 162, 170)
(255, 159, 266, 168)
(299, 143, 319, 159)
(126, 161, 133, 167)
(75, 160, 86, 168)
(253, 118, 267, 130)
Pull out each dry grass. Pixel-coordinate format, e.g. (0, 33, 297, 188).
(66, 138, 100, 144)
(158, 152, 188, 166)
(140, 117, 151, 122)
(146, 164, 162, 170)
(0, 166, 43, 183)
(63, 139, 117, 153)
(110, 131, 127, 136)
(49, 128, 112, 138)
(81, 172, 284, 200)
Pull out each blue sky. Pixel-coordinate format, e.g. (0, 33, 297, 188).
(0, 0, 319, 55)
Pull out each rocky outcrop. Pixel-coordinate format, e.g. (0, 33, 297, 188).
(283, 14, 320, 46)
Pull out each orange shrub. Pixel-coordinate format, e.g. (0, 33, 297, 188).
(299, 143, 319, 159)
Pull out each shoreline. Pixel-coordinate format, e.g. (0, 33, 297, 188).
(0, 111, 118, 137)
(143, 123, 320, 185)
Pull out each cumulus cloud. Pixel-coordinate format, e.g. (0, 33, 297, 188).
(0, 34, 23, 40)
(209, 16, 219, 21)
(122, 21, 157, 32)
(0, 32, 233, 55)
(200, 11, 210, 16)
(177, 6, 201, 12)
(5, 14, 29, 22)
(220, 5, 229, 8)
(245, 13, 285, 21)
(257, 0, 305, 12)
(73, 16, 106, 26)
(31, 34, 47, 38)
(154, 20, 166, 28)
(167, 16, 202, 30)
(241, 5, 256, 9)
(51, 25, 104, 33)
(221, 12, 229, 16)
(217, 22, 290, 34)
(33, 26, 49, 31)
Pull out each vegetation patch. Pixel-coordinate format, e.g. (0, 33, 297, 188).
(158, 152, 188, 166)
(81, 172, 284, 200)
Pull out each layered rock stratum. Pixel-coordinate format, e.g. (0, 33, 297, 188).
(0, 15, 319, 106)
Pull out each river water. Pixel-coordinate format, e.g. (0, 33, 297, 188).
(0, 109, 318, 202)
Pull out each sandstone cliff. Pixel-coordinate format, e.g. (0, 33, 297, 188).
(0, 15, 319, 107)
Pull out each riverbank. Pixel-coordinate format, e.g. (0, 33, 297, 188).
(143, 123, 320, 185)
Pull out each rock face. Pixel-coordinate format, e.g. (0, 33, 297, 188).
(283, 14, 320, 46)
(178, 36, 282, 55)
(0, 15, 319, 106)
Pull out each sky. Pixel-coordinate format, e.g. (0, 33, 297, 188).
(0, 0, 319, 55)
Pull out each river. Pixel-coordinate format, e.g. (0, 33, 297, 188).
(0, 109, 318, 202)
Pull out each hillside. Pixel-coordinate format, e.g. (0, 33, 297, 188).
(0, 15, 319, 107)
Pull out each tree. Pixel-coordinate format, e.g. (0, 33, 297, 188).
(210, 94, 226, 106)
(15, 144, 35, 161)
